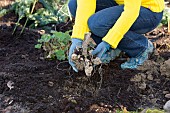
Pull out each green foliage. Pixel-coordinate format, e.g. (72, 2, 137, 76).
(145, 109, 164, 113)
(12, 0, 38, 34)
(9, 0, 69, 34)
(35, 30, 71, 60)
(35, 44, 42, 48)
(161, 7, 170, 26)
(0, 1, 19, 18)
(0, 9, 9, 17)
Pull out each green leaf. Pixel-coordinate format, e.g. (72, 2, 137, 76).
(38, 34, 51, 43)
(35, 44, 42, 49)
(60, 42, 65, 47)
(35, 30, 71, 60)
(55, 50, 66, 60)
(0, 9, 9, 17)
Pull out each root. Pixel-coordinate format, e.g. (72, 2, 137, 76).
(71, 32, 102, 77)
(98, 65, 103, 89)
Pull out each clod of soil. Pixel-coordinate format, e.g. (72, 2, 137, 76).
(160, 59, 170, 77)
(164, 100, 170, 112)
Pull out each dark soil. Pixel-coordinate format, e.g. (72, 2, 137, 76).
(0, 12, 170, 113)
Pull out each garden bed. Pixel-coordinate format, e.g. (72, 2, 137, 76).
(0, 11, 170, 113)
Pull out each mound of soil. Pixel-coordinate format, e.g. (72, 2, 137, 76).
(0, 13, 170, 113)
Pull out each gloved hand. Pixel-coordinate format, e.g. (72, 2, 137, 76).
(100, 48, 121, 63)
(91, 41, 110, 58)
(68, 38, 83, 72)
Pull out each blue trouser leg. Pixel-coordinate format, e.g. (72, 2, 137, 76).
(68, 0, 163, 57)
(88, 6, 163, 57)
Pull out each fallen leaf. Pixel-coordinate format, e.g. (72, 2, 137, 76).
(7, 81, 14, 90)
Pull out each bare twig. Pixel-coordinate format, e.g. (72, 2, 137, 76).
(56, 61, 69, 71)
(59, 21, 71, 30)
(91, 65, 97, 77)
(64, 66, 74, 78)
(117, 88, 121, 98)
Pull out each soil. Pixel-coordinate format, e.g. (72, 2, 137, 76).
(0, 0, 15, 8)
(0, 12, 170, 113)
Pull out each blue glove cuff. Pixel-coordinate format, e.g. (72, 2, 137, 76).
(102, 41, 110, 50)
(71, 38, 83, 44)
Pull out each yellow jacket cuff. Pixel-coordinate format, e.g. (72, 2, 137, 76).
(102, 29, 123, 49)
(71, 25, 90, 40)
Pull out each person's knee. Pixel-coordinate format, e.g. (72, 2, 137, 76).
(88, 15, 106, 37)
(88, 15, 98, 35)
(68, 0, 77, 17)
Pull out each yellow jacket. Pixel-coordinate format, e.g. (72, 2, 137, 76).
(71, 0, 164, 48)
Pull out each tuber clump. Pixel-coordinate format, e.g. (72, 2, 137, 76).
(71, 32, 102, 76)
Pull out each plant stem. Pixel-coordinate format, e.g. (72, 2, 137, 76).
(20, 0, 37, 35)
(12, 17, 21, 35)
(20, 17, 28, 35)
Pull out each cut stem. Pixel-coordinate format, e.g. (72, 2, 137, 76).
(12, 17, 21, 35)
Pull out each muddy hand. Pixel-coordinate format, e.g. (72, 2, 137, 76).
(100, 48, 121, 63)
(68, 38, 83, 72)
(91, 41, 110, 58)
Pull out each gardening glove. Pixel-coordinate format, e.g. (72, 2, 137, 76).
(91, 41, 110, 58)
(68, 38, 83, 72)
(100, 48, 121, 63)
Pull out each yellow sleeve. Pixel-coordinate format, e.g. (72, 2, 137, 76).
(102, 0, 142, 48)
(71, 0, 96, 40)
